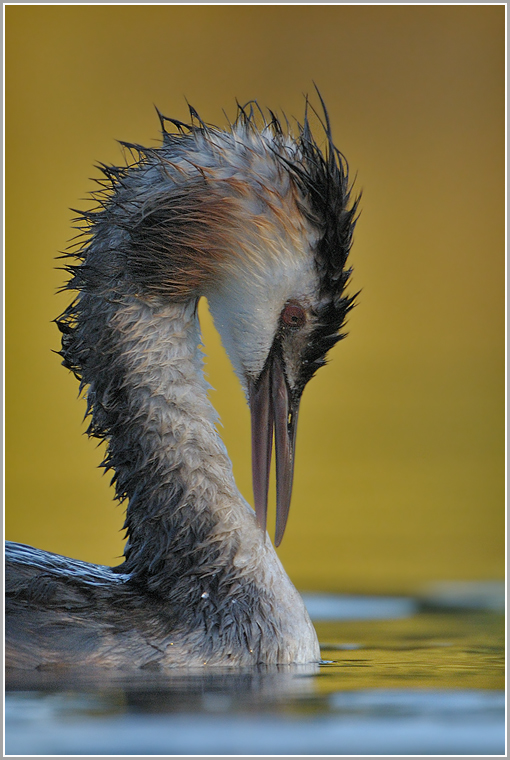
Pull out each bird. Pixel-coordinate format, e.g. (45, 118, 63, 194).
(5, 94, 359, 670)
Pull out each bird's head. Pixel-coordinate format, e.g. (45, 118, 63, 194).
(197, 99, 359, 545)
(64, 94, 359, 545)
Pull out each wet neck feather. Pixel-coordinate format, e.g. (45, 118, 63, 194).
(59, 283, 319, 664)
(76, 294, 250, 589)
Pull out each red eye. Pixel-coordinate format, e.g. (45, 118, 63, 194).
(281, 303, 306, 328)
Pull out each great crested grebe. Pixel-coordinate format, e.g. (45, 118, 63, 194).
(6, 95, 358, 670)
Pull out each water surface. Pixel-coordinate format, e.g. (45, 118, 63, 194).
(5, 593, 505, 755)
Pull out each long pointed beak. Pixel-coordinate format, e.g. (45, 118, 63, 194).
(249, 352, 300, 546)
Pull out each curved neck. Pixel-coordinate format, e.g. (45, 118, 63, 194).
(82, 295, 244, 588)
(58, 291, 320, 663)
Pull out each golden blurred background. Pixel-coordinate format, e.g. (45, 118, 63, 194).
(5, 5, 504, 595)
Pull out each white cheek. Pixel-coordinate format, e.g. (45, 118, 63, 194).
(206, 255, 319, 387)
(206, 279, 276, 385)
